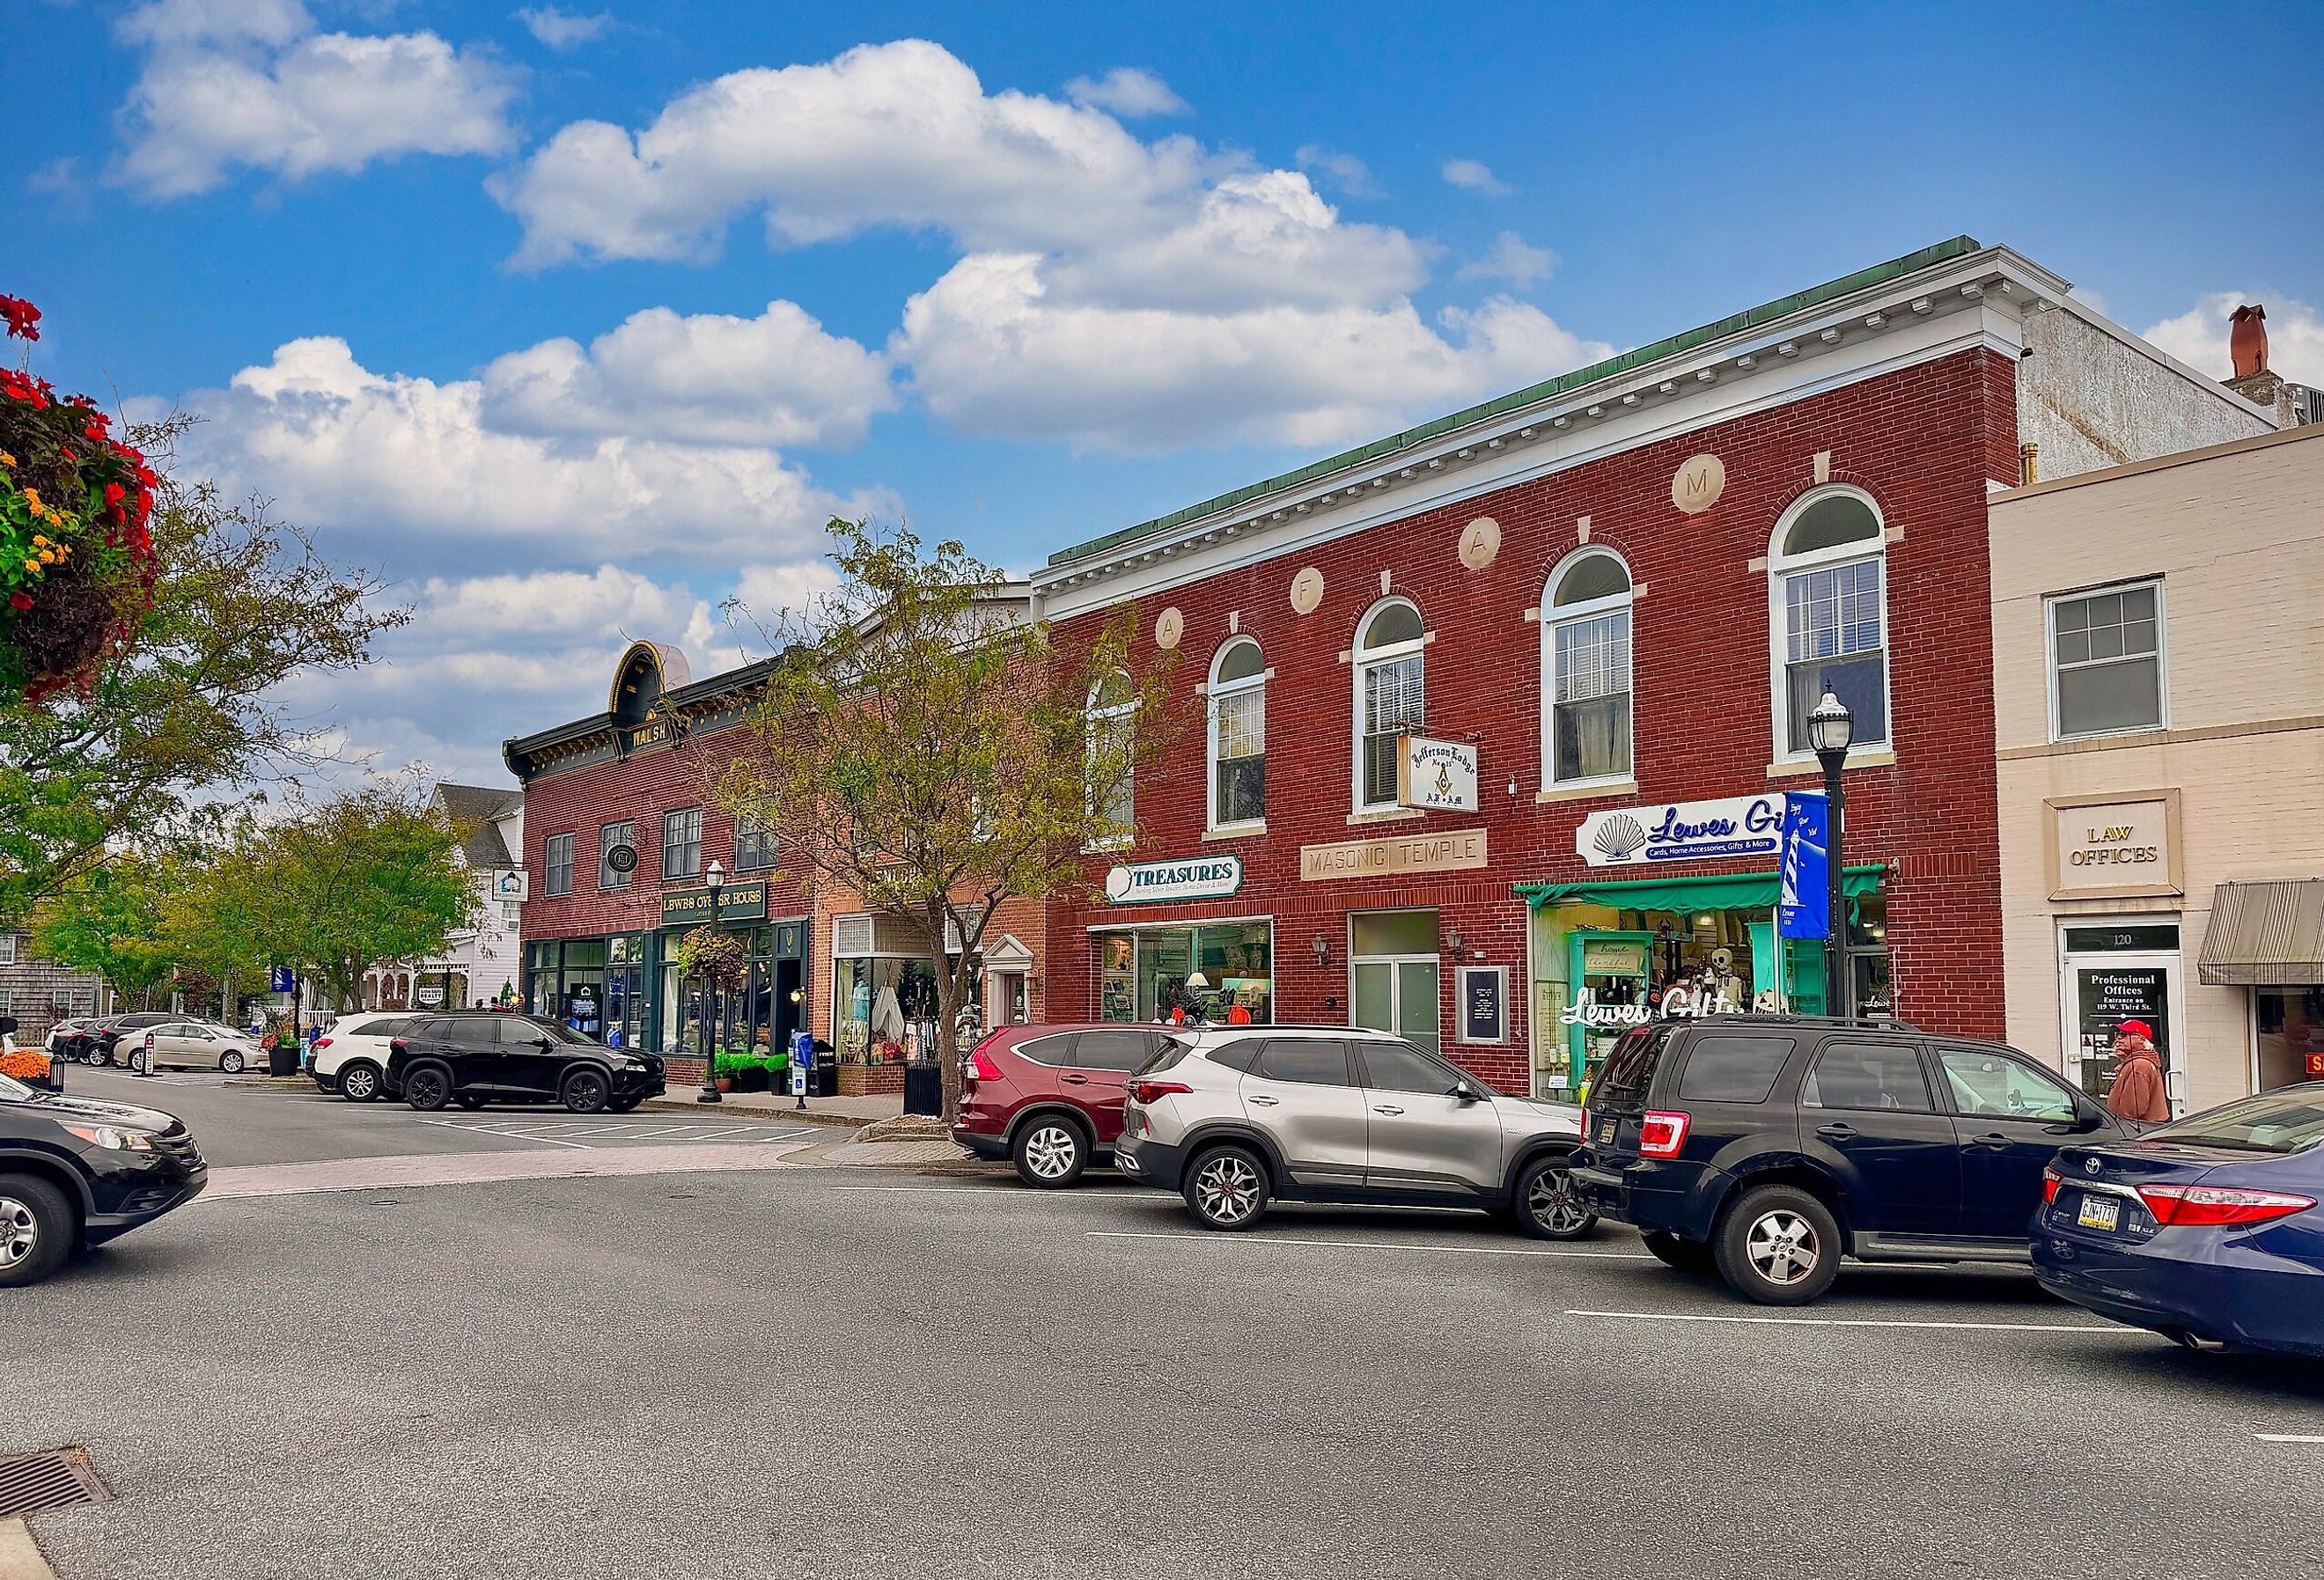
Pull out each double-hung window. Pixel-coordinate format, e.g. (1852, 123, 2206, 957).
(1354, 599, 1426, 811)
(1085, 672, 1138, 847)
(1208, 637, 1266, 829)
(543, 834, 575, 898)
(1542, 550, 1634, 786)
(1771, 488, 1890, 757)
(599, 820, 633, 890)
(662, 808, 702, 881)
(734, 813, 776, 872)
(2048, 580, 2165, 739)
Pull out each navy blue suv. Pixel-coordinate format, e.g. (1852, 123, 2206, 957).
(1569, 1015, 2129, 1304)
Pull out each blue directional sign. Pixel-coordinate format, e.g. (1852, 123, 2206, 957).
(1778, 793, 1830, 941)
(269, 966, 298, 994)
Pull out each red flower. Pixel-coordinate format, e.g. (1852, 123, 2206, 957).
(103, 482, 125, 507)
(8, 592, 30, 613)
(0, 296, 40, 342)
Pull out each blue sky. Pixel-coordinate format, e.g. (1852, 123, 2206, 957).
(6, 0, 2320, 785)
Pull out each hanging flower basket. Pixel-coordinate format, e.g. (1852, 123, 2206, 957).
(673, 925, 748, 991)
(0, 294, 162, 706)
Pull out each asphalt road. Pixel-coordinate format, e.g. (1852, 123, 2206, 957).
(8, 1089, 2324, 1580)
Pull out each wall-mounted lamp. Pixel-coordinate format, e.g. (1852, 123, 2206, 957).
(1311, 935, 1330, 965)
(1445, 927, 1467, 958)
(788, 988, 805, 1004)
(1506, 775, 1519, 799)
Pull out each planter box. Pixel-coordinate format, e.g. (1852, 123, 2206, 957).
(838, 1063, 906, 1097)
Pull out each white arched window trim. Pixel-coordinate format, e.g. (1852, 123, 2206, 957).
(1539, 547, 1636, 790)
(1206, 636, 1268, 833)
(1350, 598, 1429, 813)
(1766, 484, 1892, 764)
(1084, 671, 1138, 851)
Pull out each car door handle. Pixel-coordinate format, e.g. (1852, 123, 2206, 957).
(1060, 1074, 1089, 1085)
(1814, 1122, 1857, 1141)
(1248, 1094, 1280, 1106)
(1372, 1104, 1404, 1116)
(1970, 1131, 2012, 1149)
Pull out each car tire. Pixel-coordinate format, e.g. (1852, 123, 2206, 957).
(1512, 1150, 1599, 1240)
(403, 1063, 453, 1112)
(0, 1172, 77, 1288)
(1011, 1116, 1089, 1188)
(1182, 1144, 1271, 1231)
(1714, 1185, 1842, 1305)
(338, 1063, 381, 1103)
(219, 1051, 246, 1075)
(561, 1069, 612, 1114)
(1643, 1231, 1716, 1275)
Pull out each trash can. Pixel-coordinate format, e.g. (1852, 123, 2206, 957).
(902, 1059, 943, 1117)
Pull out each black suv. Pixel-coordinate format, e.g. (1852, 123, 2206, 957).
(1569, 1014, 2129, 1304)
(0, 1051, 208, 1285)
(94, 1011, 176, 1065)
(384, 1012, 664, 1113)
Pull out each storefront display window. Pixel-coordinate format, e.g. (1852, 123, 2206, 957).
(2255, 985, 2324, 1091)
(1096, 923, 1273, 1025)
(836, 957, 956, 1062)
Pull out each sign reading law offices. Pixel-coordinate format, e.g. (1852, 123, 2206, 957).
(2047, 790, 2182, 900)
(660, 878, 770, 928)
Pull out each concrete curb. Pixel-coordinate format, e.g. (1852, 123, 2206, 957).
(0, 1518, 58, 1580)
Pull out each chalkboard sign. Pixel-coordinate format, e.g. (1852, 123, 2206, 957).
(1457, 966, 1508, 1046)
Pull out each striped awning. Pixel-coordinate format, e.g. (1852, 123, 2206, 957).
(2200, 881, 2324, 985)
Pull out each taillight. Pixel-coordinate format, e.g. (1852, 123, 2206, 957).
(1637, 1110, 1691, 1157)
(1129, 1079, 1193, 1105)
(2136, 1184, 2317, 1228)
(1579, 1105, 1590, 1140)
(968, 1050, 1004, 1083)
(312, 1037, 334, 1051)
(390, 1038, 408, 1054)
(2042, 1166, 2063, 1204)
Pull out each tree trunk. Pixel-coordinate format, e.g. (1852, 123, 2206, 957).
(923, 899, 967, 1121)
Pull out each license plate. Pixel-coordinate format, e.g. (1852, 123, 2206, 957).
(1597, 1118, 1616, 1145)
(2076, 1194, 2121, 1232)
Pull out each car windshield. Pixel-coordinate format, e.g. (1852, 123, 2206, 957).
(0, 1070, 38, 1103)
(2147, 1090, 2324, 1155)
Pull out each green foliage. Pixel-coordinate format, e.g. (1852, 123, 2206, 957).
(671, 924, 747, 989)
(30, 855, 186, 1006)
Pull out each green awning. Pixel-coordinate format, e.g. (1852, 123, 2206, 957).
(1515, 863, 1887, 915)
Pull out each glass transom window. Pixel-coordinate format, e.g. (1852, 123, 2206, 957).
(2050, 582, 2164, 738)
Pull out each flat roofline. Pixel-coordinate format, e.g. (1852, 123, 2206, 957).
(1995, 420, 2322, 503)
(1045, 235, 1985, 569)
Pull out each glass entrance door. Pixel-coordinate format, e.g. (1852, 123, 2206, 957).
(2058, 921, 2183, 1111)
(1351, 910, 1441, 1055)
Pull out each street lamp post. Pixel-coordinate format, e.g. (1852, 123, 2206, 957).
(699, 860, 725, 1106)
(1806, 690, 1856, 1020)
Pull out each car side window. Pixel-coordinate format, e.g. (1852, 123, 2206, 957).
(1801, 1040, 1934, 1113)
(498, 1019, 553, 1046)
(1357, 1040, 1465, 1095)
(1203, 1040, 1263, 1074)
(1938, 1047, 2079, 1122)
(1074, 1031, 1154, 1071)
(1013, 1034, 1073, 1067)
(1253, 1039, 1354, 1087)
(1674, 1034, 1796, 1104)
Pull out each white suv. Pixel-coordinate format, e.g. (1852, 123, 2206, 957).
(1115, 1025, 1592, 1237)
(309, 1012, 419, 1102)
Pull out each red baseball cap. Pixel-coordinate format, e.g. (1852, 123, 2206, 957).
(2117, 1018, 2154, 1040)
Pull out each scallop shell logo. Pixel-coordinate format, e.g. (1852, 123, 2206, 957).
(1592, 814, 1649, 862)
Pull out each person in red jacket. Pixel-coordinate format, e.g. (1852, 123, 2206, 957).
(2105, 1019, 2171, 1123)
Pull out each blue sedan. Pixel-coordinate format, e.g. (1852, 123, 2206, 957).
(2033, 1084, 2324, 1357)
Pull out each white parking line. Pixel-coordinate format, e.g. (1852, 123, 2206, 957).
(1089, 1230, 1652, 1260)
(1565, 1308, 2131, 1334)
(414, 1120, 817, 1150)
(416, 1121, 597, 1150)
(836, 1185, 1147, 1195)
(2254, 1434, 2324, 1443)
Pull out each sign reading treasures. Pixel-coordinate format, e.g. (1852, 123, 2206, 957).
(2048, 792, 2181, 900)
(1105, 856, 1244, 905)
(1576, 794, 1787, 868)
(1300, 829, 1488, 882)
(660, 879, 770, 927)
(1397, 736, 1479, 813)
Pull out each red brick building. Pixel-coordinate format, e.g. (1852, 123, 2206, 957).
(1030, 238, 2273, 1095)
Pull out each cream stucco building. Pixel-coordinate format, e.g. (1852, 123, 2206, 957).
(1992, 423, 2324, 1113)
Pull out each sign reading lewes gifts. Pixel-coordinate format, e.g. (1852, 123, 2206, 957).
(1104, 856, 1244, 905)
(1577, 794, 1787, 868)
(1397, 736, 1479, 813)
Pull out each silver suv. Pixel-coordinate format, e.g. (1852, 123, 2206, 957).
(1115, 1026, 1593, 1238)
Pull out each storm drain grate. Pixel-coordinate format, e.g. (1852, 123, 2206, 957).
(0, 1449, 113, 1520)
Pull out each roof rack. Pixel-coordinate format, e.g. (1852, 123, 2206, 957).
(1682, 1011, 1923, 1033)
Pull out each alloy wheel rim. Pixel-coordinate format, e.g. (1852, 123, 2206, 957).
(1025, 1126, 1077, 1179)
(1195, 1157, 1261, 1224)
(223, 1054, 243, 1073)
(411, 1071, 445, 1105)
(344, 1069, 374, 1099)
(1527, 1165, 1586, 1234)
(1747, 1209, 1820, 1284)
(570, 1075, 607, 1109)
(0, 1197, 36, 1268)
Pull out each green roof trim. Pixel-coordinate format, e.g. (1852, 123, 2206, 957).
(1513, 863, 1889, 915)
(1046, 235, 1985, 569)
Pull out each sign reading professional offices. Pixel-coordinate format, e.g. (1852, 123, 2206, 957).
(1106, 856, 1244, 905)
(1577, 794, 1787, 868)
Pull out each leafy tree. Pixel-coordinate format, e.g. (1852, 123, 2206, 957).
(30, 854, 186, 1009)
(0, 415, 404, 925)
(710, 519, 1180, 1117)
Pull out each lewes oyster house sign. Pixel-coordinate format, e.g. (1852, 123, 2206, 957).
(1577, 794, 1788, 868)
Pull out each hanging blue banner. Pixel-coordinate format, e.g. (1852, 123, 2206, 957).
(1778, 792, 1830, 941)
(269, 966, 298, 994)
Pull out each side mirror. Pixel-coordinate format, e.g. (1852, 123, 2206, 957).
(1452, 1083, 1484, 1104)
(536, 1037, 555, 1050)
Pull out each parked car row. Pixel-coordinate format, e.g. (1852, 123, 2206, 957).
(311, 1010, 665, 1114)
(50, 1012, 264, 1072)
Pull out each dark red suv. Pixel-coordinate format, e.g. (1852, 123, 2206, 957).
(952, 1024, 1175, 1187)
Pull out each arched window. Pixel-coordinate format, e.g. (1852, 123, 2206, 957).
(1208, 637, 1266, 830)
(1541, 548, 1634, 786)
(1085, 670, 1137, 845)
(1353, 599, 1427, 811)
(1769, 487, 1890, 757)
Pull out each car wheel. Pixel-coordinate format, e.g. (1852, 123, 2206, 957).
(404, 1064, 453, 1112)
(1011, 1117, 1088, 1188)
(338, 1063, 381, 1103)
(0, 1173, 77, 1288)
(1643, 1231, 1716, 1275)
(561, 1069, 611, 1114)
(219, 1051, 246, 1075)
(1714, 1185, 1842, 1305)
(1513, 1150, 1598, 1240)
(1182, 1144, 1270, 1231)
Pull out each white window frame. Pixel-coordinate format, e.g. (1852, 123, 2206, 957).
(1206, 636, 1268, 834)
(1540, 547, 1636, 790)
(543, 834, 575, 898)
(2044, 577, 2168, 742)
(1352, 598, 1429, 813)
(1085, 671, 1138, 851)
(1767, 484, 1893, 766)
(0, 933, 15, 965)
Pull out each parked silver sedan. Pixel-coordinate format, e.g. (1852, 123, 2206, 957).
(134, 1020, 266, 1074)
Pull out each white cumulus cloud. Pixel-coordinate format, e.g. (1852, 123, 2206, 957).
(1457, 231, 1555, 289)
(515, 6, 614, 50)
(1440, 158, 1511, 195)
(2142, 291, 2324, 386)
(112, 0, 518, 198)
(1063, 66, 1188, 118)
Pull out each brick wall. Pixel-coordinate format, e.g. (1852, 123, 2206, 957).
(1043, 349, 2023, 1088)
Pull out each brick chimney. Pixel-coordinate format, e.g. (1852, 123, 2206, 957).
(2223, 302, 2317, 427)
